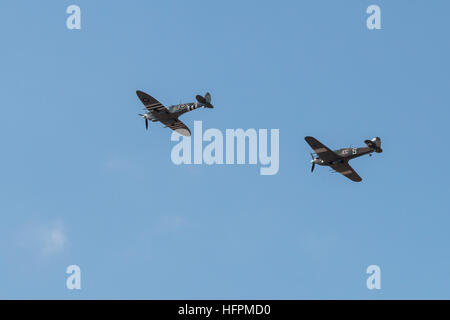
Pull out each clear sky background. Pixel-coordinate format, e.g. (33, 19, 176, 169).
(0, 0, 449, 299)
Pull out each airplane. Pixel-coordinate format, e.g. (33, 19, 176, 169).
(305, 136, 383, 182)
(136, 90, 214, 136)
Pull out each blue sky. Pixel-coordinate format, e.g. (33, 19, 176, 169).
(0, 0, 449, 299)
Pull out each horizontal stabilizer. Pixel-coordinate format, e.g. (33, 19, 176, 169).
(196, 93, 214, 108)
(364, 137, 382, 153)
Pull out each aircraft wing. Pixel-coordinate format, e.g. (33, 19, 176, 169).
(331, 162, 362, 182)
(136, 90, 190, 136)
(160, 118, 191, 136)
(304, 136, 340, 163)
(136, 90, 169, 114)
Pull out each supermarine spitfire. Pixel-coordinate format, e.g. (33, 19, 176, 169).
(136, 90, 213, 136)
(305, 136, 383, 182)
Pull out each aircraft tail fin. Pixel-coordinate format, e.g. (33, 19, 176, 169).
(364, 137, 382, 153)
(195, 92, 214, 108)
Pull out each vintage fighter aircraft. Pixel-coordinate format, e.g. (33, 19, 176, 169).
(305, 136, 383, 182)
(136, 90, 213, 136)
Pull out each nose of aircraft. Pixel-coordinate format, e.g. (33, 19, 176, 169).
(310, 155, 316, 173)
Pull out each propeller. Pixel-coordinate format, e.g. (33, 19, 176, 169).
(139, 114, 149, 130)
(310, 153, 315, 172)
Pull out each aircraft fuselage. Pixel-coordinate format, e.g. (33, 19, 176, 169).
(313, 147, 373, 166)
(142, 102, 200, 122)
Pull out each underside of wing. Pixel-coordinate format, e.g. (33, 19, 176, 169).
(136, 90, 168, 113)
(160, 118, 191, 136)
(331, 162, 362, 182)
(304, 136, 340, 163)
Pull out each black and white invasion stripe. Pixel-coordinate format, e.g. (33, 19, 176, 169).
(187, 103, 201, 112)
